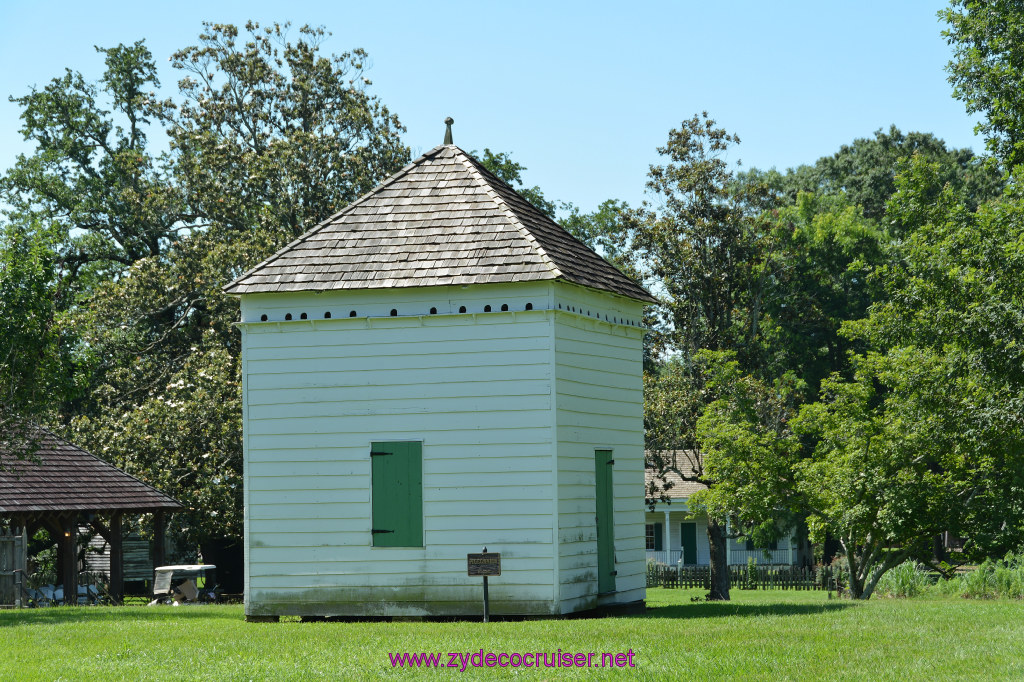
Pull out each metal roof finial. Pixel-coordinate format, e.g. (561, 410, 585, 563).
(444, 116, 454, 145)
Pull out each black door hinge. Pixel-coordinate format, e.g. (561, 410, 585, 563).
(370, 451, 392, 457)
(371, 529, 395, 534)
(607, 459, 615, 465)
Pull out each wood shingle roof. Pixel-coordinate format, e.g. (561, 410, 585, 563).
(0, 429, 182, 515)
(224, 145, 656, 302)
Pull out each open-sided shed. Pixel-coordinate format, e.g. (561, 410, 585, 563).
(226, 130, 655, 619)
(0, 428, 182, 603)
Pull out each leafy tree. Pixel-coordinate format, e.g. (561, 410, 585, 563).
(472, 148, 560, 219)
(943, 0, 1024, 170)
(2, 42, 188, 284)
(632, 112, 781, 600)
(739, 126, 1001, 220)
(691, 351, 801, 549)
(23, 24, 411, 551)
(758, 192, 885, 396)
(793, 155, 1024, 597)
(0, 221, 73, 458)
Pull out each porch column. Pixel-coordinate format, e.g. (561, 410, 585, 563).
(787, 527, 794, 566)
(153, 511, 166, 570)
(59, 516, 77, 603)
(663, 509, 671, 562)
(109, 512, 123, 604)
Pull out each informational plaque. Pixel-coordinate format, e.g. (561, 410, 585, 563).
(467, 552, 501, 577)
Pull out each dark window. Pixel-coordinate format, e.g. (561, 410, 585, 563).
(646, 523, 664, 551)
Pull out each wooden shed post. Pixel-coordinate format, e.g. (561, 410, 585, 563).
(153, 511, 166, 570)
(109, 512, 123, 603)
(60, 516, 77, 603)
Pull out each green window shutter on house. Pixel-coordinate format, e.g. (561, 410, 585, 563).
(654, 523, 663, 551)
(371, 441, 423, 547)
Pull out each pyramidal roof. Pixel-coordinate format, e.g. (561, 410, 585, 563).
(224, 144, 655, 302)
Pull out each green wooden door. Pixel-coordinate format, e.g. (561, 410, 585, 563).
(371, 441, 423, 547)
(680, 522, 697, 565)
(595, 449, 616, 593)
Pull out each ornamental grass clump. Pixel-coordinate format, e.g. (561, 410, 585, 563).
(875, 560, 931, 598)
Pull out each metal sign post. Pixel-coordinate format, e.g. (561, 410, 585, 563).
(467, 546, 501, 622)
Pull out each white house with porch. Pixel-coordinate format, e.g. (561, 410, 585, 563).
(644, 469, 809, 567)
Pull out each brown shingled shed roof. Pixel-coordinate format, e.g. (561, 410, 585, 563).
(646, 453, 708, 500)
(0, 428, 182, 515)
(224, 144, 656, 303)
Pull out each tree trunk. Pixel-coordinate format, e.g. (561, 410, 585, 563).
(706, 517, 730, 601)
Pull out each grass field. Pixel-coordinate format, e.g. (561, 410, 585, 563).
(3, 588, 1024, 680)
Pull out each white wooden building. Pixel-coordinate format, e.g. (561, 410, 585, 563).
(644, 468, 810, 567)
(225, 138, 655, 619)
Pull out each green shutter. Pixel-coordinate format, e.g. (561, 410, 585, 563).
(681, 522, 697, 565)
(654, 523, 663, 551)
(371, 441, 423, 547)
(595, 449, 616, 593)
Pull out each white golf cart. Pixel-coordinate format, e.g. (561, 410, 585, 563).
(148, 564, 218, 605)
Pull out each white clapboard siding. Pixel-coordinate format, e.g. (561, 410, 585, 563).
(242, 285, 561, 617)
(241, 279, 650, 617)
(552, 288, 647, 613)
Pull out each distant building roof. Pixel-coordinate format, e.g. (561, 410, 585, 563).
(646, 453, 708, 500)
(0, 428, 182, 515)
(224, 144, 656, 303)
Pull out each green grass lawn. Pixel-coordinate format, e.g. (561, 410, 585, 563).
(3, 589, 1023, 681)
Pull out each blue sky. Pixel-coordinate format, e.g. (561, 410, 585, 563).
(0, 1, 978, 212)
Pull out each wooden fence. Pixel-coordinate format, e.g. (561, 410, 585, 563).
(0, 527, 27, 607)
(648, 563, 843, 591)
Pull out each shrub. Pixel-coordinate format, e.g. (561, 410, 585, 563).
(934, 553, 1024, 599)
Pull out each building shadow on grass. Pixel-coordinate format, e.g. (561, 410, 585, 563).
(643, 600, 855, 620)
(0, 606, 232, 627)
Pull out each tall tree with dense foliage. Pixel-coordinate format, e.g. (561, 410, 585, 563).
(689, 351, 801, 547)
(0, 221, 73, 458)
(2, 42, 188, 285)
(740, 126, 1001, 220)
(0, 22, 411, 553)
(631, 112, 781, 599)
(790, 152, 1024, 597)
(943, 0, 1024, 171)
